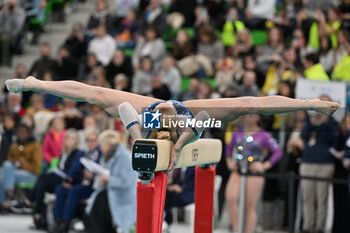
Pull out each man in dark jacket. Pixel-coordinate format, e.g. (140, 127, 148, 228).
(28, 43, 56, 79)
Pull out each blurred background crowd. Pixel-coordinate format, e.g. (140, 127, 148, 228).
(1, 0, 350, 233)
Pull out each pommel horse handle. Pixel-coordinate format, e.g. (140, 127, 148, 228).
(133, 139, 222, 233)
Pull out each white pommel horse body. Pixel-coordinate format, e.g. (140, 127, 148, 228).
(132, 138, 222, 233)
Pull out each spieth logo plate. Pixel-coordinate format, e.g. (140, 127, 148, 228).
(132, 140, 158, 172)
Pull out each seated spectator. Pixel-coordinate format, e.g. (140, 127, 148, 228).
(149, 74, 171, 100)
(0, 118, 10, 167)
(78, 53, 101, 81)
(180, 77, 200, 101)
(318, 7, 341, 49)
(238, 71, 260, 97)
(7, 93, 26, 119)
(1, 114, 17, 145)
(114, 0, 139, 19)
(87, 23, 116, 66)
(332, 29, 350, 81)
(113, 74, 129, 92)
(172, 30, 195, 60)
(221, 7, 245, 49)
(115, 9, 138, 49)
(84, 130, 137, 233)
(86, 104, 110, 132)
(105, 49, 133, 87)
(193, 6, 210, 30)
(262, 47, 298, 96)
(63, 23, 88, 62)
(304, 52, 330, 81)
(42, 72, 60, 109)
(0, 0, 25, 66)
(28, 43, 56, 79)
(215, 57, 236, 94)
(42, 116, 66, 169)
(256, 27, 284, 76)
(164, 166, 196, 225)
(233, 29, 256, 59)
(86, 0, 114, 37)
(132, 25, 166, 71)
(52, 46, 78, 80)
(242, 55, 263, 88)
(132, 56, 154, 95)
(60, 99, 83, 129)
(319, 36, 336, 74)
(0, 124, 42, 210)
(245, 0, 276, 29)
(86, 66, 111, 88)
(25, 0, 46, 25)
(77, 115, 98, 151)
(27, 94, 55, 140)
(19, 129, 83, 229)
(139, 0, 167, 35)
(51, 129, 101, 233)
(197, 81, 220, 99)
(160, 56, 181, 99)
(169, 0, 196, 27)
(197, 24, 225, 66)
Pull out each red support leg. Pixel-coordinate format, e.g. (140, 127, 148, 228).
(136, 172, 168, 233)
(194, 165, 216, 233)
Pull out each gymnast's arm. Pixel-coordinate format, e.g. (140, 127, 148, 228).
(184, 96, 339, 123)
(5, 76, 159, 117)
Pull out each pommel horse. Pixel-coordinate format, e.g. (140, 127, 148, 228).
(132, 138, 222, 233)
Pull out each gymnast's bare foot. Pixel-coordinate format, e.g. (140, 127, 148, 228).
(6, 76, 37, 93)
(311, 98, 339, 116)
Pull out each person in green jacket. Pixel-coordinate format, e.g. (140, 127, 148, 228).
(221, 7, 245, 47)
(304, 53, 330, 81)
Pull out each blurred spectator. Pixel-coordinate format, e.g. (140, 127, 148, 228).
(60, 99, 83, 129)
(22, 129, 82, 229)
(197, 24, 224, 66)
(132, 25, 166, 71)
(221, 7, 245, 49)
(225, 114, 282, 233)
(78, 53, 101, 81)
(303, 52, 330, 81)
(139, 0, 167, 35)
(132, 56, 154, 95)
(194, 6, 210, 29)
(238, 71, 260, 97)
(25, 0, 46, 24)
(86, 104, 110, 132)
(53, 46, 78, 80)
(84, 130, 137, 233)
(180, 77, 200, 101)
(42, 116, 66, 169)
(232, 29, 255, 59)
(169, 0, 196, 27)
(290, 28, 309, 64)
(215, 57, 236, 94)
(172, 30, 195, 60)
(332, 29, 350, 81)
(87, 23, 116, 66)
(1, 114, 16, 145)
(256, 27, 284, 76)
(27, 94, 55, 139)
(86, 0, 114, 37)
(318, 7, 341, 49)
(0, 0, 25, 66)
(114, 0, 139, 19)
(245, 0, 276, 29)
(105, 49, 133, 87)
(52, 129, 101, 233)
(0, 126, 10, 167)
(197, 81, 219, 99)
(78, 115, 98, 151)
(86, 66, 111, 88)
(42, 72, 60, 109)
(63, 23, 88, 62)
(115, 9, 138, 49)
(160, 56, 181, 99)
(164, 166, 195, 225)
(149, 74, 171, 100)
(262, 47, 298, 96)
(242, 55, 263, 88)
(319, 36, 336, 74)
(0, 124, 42, 209)
(114, 74, 129, 91)
(28, 43, 56, 79)
(7, 93, 26, 118)
(300, 95, 338, 233)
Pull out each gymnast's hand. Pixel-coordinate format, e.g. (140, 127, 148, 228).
(5, 76, 37, 93)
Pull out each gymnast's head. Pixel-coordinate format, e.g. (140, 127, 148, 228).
(149, 102, 178, 143)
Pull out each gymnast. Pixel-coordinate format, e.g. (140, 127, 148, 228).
(5, 76, 339, 170)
